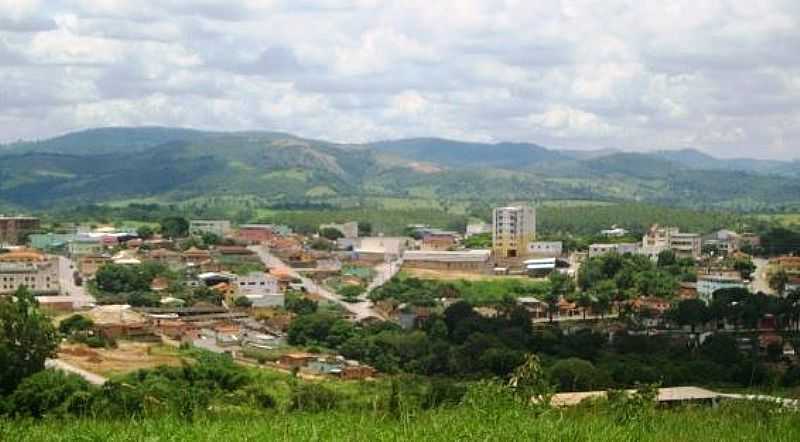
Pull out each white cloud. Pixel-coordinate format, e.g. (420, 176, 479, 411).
(0, 0, 798, 159)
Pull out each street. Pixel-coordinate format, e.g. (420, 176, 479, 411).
(56, 255, 95, 308)
(45, 359, 107, 385)
(248, 245, 390, 321)
(752, 257, 773, 295)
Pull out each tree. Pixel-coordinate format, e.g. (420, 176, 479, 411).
(7, 369, 91, 418)
(136, 225, 154, 240)
(549, 358, 606, 392)
(58, 314, 94, 335)
(672, 299, 710, 334)
(339, 284, 365, 302)
(285, 292, 318, 315)
(319, 228, 344, 241)
(657, 250, 676, 267)
(731, 257, 756, 281)
(0, 287, 59, 395)
(234, 296, 253, 308)
(159, 216, 189, 239)
(358, 222, 372, 237)
(546, 272, 575, 322)
(769, 268, 790, 296)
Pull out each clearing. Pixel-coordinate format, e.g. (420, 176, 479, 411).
(58, 342, 185, 378)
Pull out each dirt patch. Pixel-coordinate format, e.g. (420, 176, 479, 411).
(403, 268, 531, 282)
(58, 342, 184, 378)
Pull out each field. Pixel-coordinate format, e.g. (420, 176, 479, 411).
(402, 267, 533, 282)
(57, 342, 185, 378)
(2, 400, 799, 441)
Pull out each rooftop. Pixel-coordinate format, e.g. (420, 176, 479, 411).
(550, 386, 720, 407)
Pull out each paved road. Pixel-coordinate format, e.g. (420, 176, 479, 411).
(56, 255, 95, 308)
(45, 359, 107, 385)
(248, 245, 386, 321)
(366, 258, 403, 293)
(752, 257, 774, 295)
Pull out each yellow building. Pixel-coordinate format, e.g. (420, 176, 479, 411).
(492, 205, 536, 259)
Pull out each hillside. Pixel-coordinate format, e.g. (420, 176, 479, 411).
(1, 127, 799, 211)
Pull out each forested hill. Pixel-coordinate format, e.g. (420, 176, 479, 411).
(1, 127, 798, 211)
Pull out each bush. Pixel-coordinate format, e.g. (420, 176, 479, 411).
(7, 369, 91, 418)
(421, 379, 468, 409)
(58, 314, 94, 335)
(289, 383, 339, 412)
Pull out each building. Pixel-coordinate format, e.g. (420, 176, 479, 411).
(402, 250, 492, 273)
(29, 233, 77, 252)
(421, 233, 457, 251)
(354, 237, 415, 261)
(233, 271, 279, 296)
(0, 249, 60, 295)
(601, 226, 629, 237)
(465, 222, 491, 238)
(527, 241, 563, 257)
(0, 216, 40, 246)
(703, 230, 741, 255)
(78, 254, 110, 278)
(147, 248, 182, 268)
(67, 236, 105, 257)
(524, 258, 557, 276)
(243, 293, 285, 308)
(182, 247, 212, 266)
(237, 224, 275, 244)
(642, 225, 702, 260)
(189, 220, 231, 238)
(588, 243, 639, 258)
(492, 205, 536, 259)
(319, 222, 359, 239)
(697, 272, 748, 303)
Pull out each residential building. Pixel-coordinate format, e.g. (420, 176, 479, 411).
(589, 243, 639, 258)
(0, 216, 40, 246)
(601, 226, 629, 237)
(78, 254, 110, 278)
(354, 237, 415, 261)
(697, 272, 748, 303)
(233, 271, 279, 296)
(465, 222, 491, 238)
(402, 250, 492, 273)
(147, 248, 183, 268)
(642, 225, 702, 260)
(243, 293, 285, 308)
(189, 220, 231, 238)
(527, 241, 563, 257)
(237, 224, 275, 244)
(0, 249, 60, 295)
(421, 233, 457, 251)
(319, 221, 359, 239)
(703, 229, 741, 255)
(213, 246, 260, 265)
(524, 257, 557, 276)
(182, 247, 212, 266)
(29, 233, 77, 252)
(67, 236, 105, 257)
(492, 205, 536, 259)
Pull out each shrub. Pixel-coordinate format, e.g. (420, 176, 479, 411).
(289, 383, 339, 412)
(7, 369, 91, 418)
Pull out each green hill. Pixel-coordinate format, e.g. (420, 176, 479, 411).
(1, 127, 799, 211)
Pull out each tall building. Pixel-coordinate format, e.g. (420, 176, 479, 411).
(0, 216, 40, 246)
(492, 205, 536, 259)
(641, 225, 702, 260)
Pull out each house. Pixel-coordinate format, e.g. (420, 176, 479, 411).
(150, 277, 170, 292)
(600, 226, 629, 237)
(233, 271, 279, 296)
(147, 248, 183, 268)
(589, 243, 639, 258)
(0, 216, 40, 246)
(402, 250, 492, 273)
(78, 254, 110, 278)
(319, 222, 359, 239)
(465, 222, 491, 238)
(35, 296, 75, 312)
(517, 297, 548, 319)
(0, 249, 60, 295)
(354, 237, 415, 262)
(237, 224, 275, 244)
(524, 257, 557, 277)
(182, 247, 212, 266)
(703, 229, 741, 255)
(243, 293, 285, 308)
(492, 205, 536, 259)
(279, 353, 318, 369)
(189, 220, 231, 238)
(697, 272, 748, 303)
(213, 246, 260, 265)
(111, 249, 142, 265)
(421, 233, 457, 251)
(634, 297, 672, 315)
(527, 241, 563, 257)
(68, 236, 105, 257)
(340, 364, 377, 380)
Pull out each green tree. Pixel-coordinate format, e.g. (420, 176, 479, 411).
(0, 287, 59, 395)
(159, 216, 189, 239)
(549, 358, 606, 392)
(672, 299, 710, 334)
(58, 314, 94, 335)
(319, 228, 344, 241)
(546, 272, 575, 322)
(769, 268, 790, 296)
(136, 225, 154, 240)
(7, 369, 91, 418)
(234, 296, 253, 308)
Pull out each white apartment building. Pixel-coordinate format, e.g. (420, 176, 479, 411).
(642, 225, 702, 260)
(493, 205, 536, 259)
(528, 241, 563, 257)
(233, 271, 279, 296)
(588, 243, 640, 258)
(465, 222, 492, 238)
(189, 220, 232, 238)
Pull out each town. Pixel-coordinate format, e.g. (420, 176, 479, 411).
(1, 206, 798, 391)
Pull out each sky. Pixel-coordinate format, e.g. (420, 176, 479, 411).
(0, 1, 798, 160)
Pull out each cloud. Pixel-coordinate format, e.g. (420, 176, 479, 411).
(0, 0, 798, 159)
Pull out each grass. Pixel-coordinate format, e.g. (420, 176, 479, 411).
(2, 400, 799, 441)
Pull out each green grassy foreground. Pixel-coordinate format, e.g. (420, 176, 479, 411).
(2, 401, 798, 442)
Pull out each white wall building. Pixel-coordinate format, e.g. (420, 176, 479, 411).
(0, 250, 60, 295)
(233, 271, 279, 296)
(697, 273, 748, 303)
(527, 241, 563, 257)
(588, 243, 640, 258)
(189, 220, 232, 237)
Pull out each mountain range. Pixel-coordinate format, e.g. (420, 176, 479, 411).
(1, 127, 798, 212)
